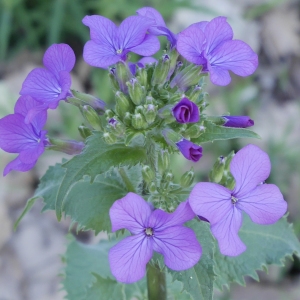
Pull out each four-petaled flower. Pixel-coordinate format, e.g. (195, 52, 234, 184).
(172, 97, 200, 124)
(20, 43, 75, 123)
(0, 95, 48, 175)
(82, 15, 160, 69)
(109, 192, 201, 283)
(189, 144, 287, 256)
(177, 16, 258, 86)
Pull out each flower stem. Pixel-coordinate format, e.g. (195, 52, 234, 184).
(147, 263, 167, 300)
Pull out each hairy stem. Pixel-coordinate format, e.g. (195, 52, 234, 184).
(147, 263, 167, 300)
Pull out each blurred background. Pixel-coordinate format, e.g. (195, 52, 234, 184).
(0, 0, 300, 299)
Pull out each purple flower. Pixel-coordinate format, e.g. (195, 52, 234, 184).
(189, 144, 287, 256)
(176, 139, 203, 162)
(223, 116, 254, 128)
(136, 7, 177, 47)
(82, 15, 160, 69)
(109, 193, 201, 283)
(172, 97, 200, 123)
(0, 95, 48, 175)
(177, 17, 258, 86)
(20, 44, 75, 122)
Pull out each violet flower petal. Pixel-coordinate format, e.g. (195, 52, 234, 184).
(231, 144, 271, 198)
(176, 139, 203, 162)
(3, 156, 36, 176)
(172, 98, 199, 123)
(0, 114, 41, 153)
(153, 226, 202, 270)
(118, 16, 155, 50)
(136, 7, 167, 32)
(20, 68, 69, 103)
(177, 26, 206, 65)
(82, 15, 118, 47)
(109, 233, 153, 283)
(211, 206, 246, 256)
(138, 56, 157, 66)
(193, 21, 209, 32)
(14, 95, 47, 128)
(129, 34, 160, 56)
(109, 192, 152, 234)
(203, 16, 233, 55)
(189, 182, 232, 225)
(237, 184, 287, 225)
(19, 141, 45, 164)
(148, 201, 195, 231)
(83, 40, 120, 68)
(43, 44, 75, 78)
(209, 66, 231, 86)
(209, 40, 258, 84)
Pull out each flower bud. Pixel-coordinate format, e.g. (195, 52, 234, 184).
(165, 172, 174, 182)
(151, 54, 171, 86)
(170, 64, 203, 92)
(186, 85, 202, 103)
(145, 95, 155, 104)
(224, 151, 235, 170)
(81, 105, 103, 131)
(78, 125, 92, 139)
(48, 138, 85, 155)
(135, 105, 144, 115)
(172, 97, 200, 124)
(158, 150, 170, 174)
(226, 175, 236, 190)
(115, 61, 132, 93)
(222, 116, 254, 128)
(127, 77, 146, 105)
(71, 90, 106, 114)
(123, 112, 132, 126)
(103, 132, 117, 144)
(209, 156, 225, 183)
(136, 67, 148, 89)
(167, 48, 180, 79)
(148, 182, 157, 193)
(109, 67, 119, 90)
(176, 139, 203, 162)
(115, 91, 131, 118)
(142, 165, 155, 183)
(158, 105, 173, 120)
(132, 113, 147, 129)
(105, 109, 114, 119)
(108, 118, 125, 135)
(143, 104, 157, 124)
(162, 128, 182, 147)
(180, 168, 195, 187)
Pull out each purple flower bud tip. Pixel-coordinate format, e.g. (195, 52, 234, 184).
(109, 193, 201, 283)
(176, 139, 203, 162)
(163, 54, 170, 61)
(172, 97, 200, 124)
(147, 104, 155, 111)
(176, 61, 183, 68)
(109, 118, 118, 127)
(189, 144, 287, 256)
(223, 116, 254, 128)
(130, 78, 138, 85)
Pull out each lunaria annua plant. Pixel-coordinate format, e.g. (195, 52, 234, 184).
(1, 6, 299, 300)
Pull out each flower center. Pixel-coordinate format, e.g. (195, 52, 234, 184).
(145, 227, 154, 236)
(231, 196, 238, 204)
(116, 49, 122, 54)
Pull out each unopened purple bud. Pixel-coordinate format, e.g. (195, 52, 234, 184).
(176, 139, 203, 162)
(172, 97, 199, 124)
(48, 138, 85, 155)
(163, 54, 170, 62)
(109, 118, 118, 128)
(223, 116, 254, 128)
(177, 61, 183, 68)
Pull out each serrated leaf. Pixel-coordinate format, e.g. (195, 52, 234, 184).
(192, 120, 260, 144)
(63, 165, 142, 233)
(168, 219, 215, 300)
(14, 162, 66, 229)
(56, 132, 147, 220)
(214, 215, 300, 289)
(63, 236, 116, 300)
(85, 273, 125, 300)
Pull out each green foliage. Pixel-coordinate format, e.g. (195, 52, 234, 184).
(14, 161, 66, 229)
(192, 120, 260, 144)
(63, 165, 143, 233)
(214, 215, 300, 289)
(55, 132, 146, 220)
(169, 220, 215, 300)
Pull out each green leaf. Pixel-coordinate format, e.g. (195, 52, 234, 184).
(85, 273, 125, 300)
(63, 165, 142, 233)
(56, 132, 147, 220)
(14, 162, 66, 229)
(214, 215, 300, 289)
(192, 120, 260, 144)
(168, 220, 215, 300)
(63, 236, 116, 300)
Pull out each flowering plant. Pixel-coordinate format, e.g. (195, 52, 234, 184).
(1, 7, 299, 300)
